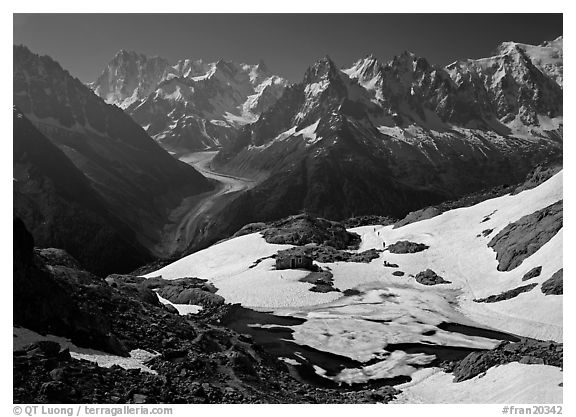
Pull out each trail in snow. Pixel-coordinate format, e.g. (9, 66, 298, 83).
(152, 151, 256, 258)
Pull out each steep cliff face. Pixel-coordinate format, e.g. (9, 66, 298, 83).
(13, 107, 152, 274)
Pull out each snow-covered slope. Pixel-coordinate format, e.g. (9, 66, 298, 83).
(393, 362, 562, 404)
(143, 171, 562, 388)
(90, 51, 288, 151)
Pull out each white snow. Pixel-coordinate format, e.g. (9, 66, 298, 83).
(348, 170, 563, 341)
(393, 362, 563, 404)
(143, 233, 340, 308)
(13, 327, 159, 374)
(316, 350, 435, 385)
(304, 79, 329, 97)
(295, 119, 321, 145)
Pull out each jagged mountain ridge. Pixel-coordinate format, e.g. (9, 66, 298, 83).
(13, 45, 213, 254)
(194, 38, 562, 252)
(90, 50, 288, 151)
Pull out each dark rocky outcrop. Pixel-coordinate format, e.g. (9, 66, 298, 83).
(447, 338, 562, 382)
(107, 275, 224, 309)
(276, 245, 381, 265)
(14, 336, 399, 404)
(34, 248, 82, 269)
(473, 283, 538, 303)
(235, 214, 361, 250)
(394, 207, 442, 228)
(414, 269, 451, 285)
(13, 108, 153, 275)
(393, 158, 563, 229)
(299, 270, 338, 293)
(387, 241, 429, 254)
(522, 266, 542, 281)
(157, 287, 225, 307)
(14, 217, 129, 356)
(511, 161, 563, 195)
(343, 215, 395, 228)
(488, 200, 562, 271)
(541, 269, 563, 295)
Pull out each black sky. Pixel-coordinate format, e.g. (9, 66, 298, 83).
(13, 14, 563, 83)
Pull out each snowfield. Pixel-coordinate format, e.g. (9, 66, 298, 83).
(393, 362, 563, 404)
(143, 170, 562, 394)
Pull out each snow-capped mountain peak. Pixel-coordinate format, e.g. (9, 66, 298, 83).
(90, 50, 289, 151)
(304, 55, 340, 84)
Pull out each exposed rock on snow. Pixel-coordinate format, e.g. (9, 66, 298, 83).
(157, 286, 225, 307)
(473, 283, 538, 303)
(387, 241, 429, 254)
(522, 266, 543, 281)
(276, 245, 381, 264)
(235, 214, 361, 250)
(394, 207, 442, 228)
(414, 269, 451, 286)
(448, 338, 562, 382)
(541, 269, 563, 295)
(299, 270, 338, 293)
(488, 200, 562, 271)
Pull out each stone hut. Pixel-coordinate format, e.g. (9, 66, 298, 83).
(275, 247, 314, 270)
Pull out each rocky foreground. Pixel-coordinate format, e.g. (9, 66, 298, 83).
(14, 216, 401, 404)
(13, 212, 563, 403)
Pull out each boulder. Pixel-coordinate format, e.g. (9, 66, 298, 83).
(157, 287, 225, 307)
(387, 241, 429, 254)
(394, 207, 442, 228)
(541, 269, 563, 295)
(414, 269, 451, 285)
(522, 266, 542, 281)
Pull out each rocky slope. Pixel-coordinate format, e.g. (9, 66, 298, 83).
(13, 108, 151, 274)
(13, 218, 399, 404)
(488, 200, 563, 271)
(90, 50, 288, 151)
(13, 45, 213, 254)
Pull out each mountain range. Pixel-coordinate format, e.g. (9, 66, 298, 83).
(90, 50, 288, 151)
(182, 38, 563, 252)
(13, 37, 563, 262)
(12, 33, 564, 404)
